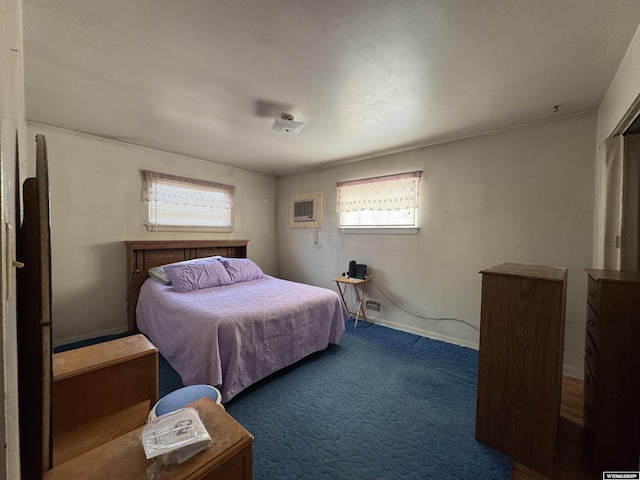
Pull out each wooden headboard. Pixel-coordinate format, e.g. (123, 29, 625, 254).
(125, 239, 249, 332)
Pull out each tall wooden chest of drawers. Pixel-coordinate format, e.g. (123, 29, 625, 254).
(476, 263, 567, 478)
(584, 269, 640, 472)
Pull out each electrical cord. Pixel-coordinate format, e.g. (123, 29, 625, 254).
(369, 279, 480, 332)
(312, 227, 321, 249)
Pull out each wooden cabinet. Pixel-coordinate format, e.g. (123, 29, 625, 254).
(584, 269, 640, 472)
(52, 334, 158, 464)
(476, 263, 567, 478)
(45, 397, 253, 480)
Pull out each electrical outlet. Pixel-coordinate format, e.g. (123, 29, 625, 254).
(365, 300, 381, 312)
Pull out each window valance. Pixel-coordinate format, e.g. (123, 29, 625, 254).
(143, 170, 235, 229)
(143, 170, 235, 209)
(336, 171, 422, 213)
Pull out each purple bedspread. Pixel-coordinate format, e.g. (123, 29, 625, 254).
(136, 275, 347, 402)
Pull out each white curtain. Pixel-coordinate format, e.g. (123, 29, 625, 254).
(143, 170, 234, 228)
(336, 171, 422, 213)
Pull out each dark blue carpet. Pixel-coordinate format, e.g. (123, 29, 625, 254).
(56, 322, 511, 479)
(222, 322, 512, 479)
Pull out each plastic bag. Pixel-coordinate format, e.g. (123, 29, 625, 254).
(141, 407, 211, 465)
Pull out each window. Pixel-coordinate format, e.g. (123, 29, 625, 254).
(143, 170, 234, 232)
(337, 171, 422, 233)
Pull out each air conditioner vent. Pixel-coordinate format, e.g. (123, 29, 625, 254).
(289, 192, 322, 228)
(294, 200, 315, 222)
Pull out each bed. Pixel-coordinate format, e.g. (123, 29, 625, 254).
(126, 240, 348, 402)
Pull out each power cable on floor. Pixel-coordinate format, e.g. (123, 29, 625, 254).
(369, 279, 480, 332)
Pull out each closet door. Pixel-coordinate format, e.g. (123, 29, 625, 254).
(621, 134, 640, 271)
(17, 134, 53, 476)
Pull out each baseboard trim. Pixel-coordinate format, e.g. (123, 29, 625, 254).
(363, 318, 480, 350)
(561, 365, 582, 380)
(363, 318, 584, 378)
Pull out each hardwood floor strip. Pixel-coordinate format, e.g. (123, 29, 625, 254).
(511, 376, 598, 480)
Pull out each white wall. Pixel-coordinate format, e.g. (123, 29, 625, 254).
(277, 112, 596, 378)
(27, 123, 278, 346)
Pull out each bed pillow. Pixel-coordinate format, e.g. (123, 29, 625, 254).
(159, 255, 222, 274)
(163, 257, 233, 293)
(220, 257, 264, 283)
(148, 265, 171, 285)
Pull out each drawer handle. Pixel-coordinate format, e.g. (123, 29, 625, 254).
(587, 319, 594, 327)
(585, 375, 591, 386)
(586, 347, 592, 356)
(589, 291, 597, 298)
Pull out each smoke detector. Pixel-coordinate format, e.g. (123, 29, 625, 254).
(272, 113, 306, 134)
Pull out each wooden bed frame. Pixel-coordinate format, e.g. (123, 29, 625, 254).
(125, 240, 249, 333)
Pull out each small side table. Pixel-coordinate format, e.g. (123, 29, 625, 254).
(332, 276, 371, 327)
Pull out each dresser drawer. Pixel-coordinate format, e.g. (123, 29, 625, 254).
(585, 304, 600, 348)
(583, 269, 640, 472)
(584, 332, 597, 378)
(587, 276, 600, 313)
(583, 360, 595, 434)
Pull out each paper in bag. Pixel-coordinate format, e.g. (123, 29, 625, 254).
(141, 407, 211, 465)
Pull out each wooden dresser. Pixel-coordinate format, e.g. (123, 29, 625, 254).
(584, 269, 640, 473)
(45, 397, 253, 480)
(476, 263, 567, 478)
(52, 334, 159, 464)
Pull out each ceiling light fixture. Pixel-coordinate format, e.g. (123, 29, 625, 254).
(272, 113, 306, 134)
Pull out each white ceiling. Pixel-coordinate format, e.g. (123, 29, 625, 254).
(22, 1, 640, 176)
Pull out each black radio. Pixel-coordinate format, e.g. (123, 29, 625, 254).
(348, 260, 367, 280)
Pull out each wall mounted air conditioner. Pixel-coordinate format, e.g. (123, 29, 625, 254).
(293, 199, 316, 222)
(289, 192, 322, 228)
